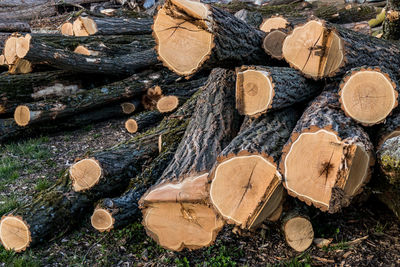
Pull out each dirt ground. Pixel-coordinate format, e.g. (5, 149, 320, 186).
(1, 116, 400, 267)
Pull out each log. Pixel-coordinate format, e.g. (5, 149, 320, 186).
(314, 4, 378, 24)
(338, 66, 398, 126)
(72, 16, 152, 36)
(259, 16, 305, 34)
(139, 68, 241, 251)
(235, 66, 321, 117)
(383, 0, 400, 40)
(233, 9, 263, 28)
(120, 99, 141, 115)
(0, 98, 197, 252)
(377, 135, 400, 188)
(3, 34, 159, 75)
(209, 108, 299, 229)
(281, 207, 314, 252)
(263, 30, 287, 60)
(282, 19, 400, 79)
(279, 89, 375, 213)
(0, 0, 108, 21)
(0, 21, 30, 32)
(0, 70, 75, 114)
(376, 108, 400, 148)
(91, 108, 189, 231)
(153, 0, 270, 76)
(0, 70, 190, 141)
(125, 110, 164, 134)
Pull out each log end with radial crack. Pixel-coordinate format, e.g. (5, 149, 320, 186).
(153, 0, 213, 76)
(282, 20, 344, 79)
(0, 215, 32, 252)
(259, 16, 289, 33)
(281, 127, 371, 212)
(157, 96, 179, 113)
(142, 173, 224, 251)
(263, 30, 287, 60)
(61, 22, 74, 36)
(339, 67, 398, 126)
(236, 67, 275, 117)
(69, 158, 103, 191)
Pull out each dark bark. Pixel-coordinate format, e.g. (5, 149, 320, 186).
(383, 0, 400, 40)
(279, 89, 374, 212)
(0, 96, 198, 250)
(377, 135, 400, 188)
(234, 9, 264, 28)
(314, 4, 378, 24)
(0, 0, 108, 21)
(142, 68, 241, 194)
(79, 16, 153, 35)
(0, 21, 30, 32)
(375, 108, 400, 147)
(18, 37, 159, 75)
(236, 66, 322, 116)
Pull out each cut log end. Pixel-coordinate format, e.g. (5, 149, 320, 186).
(73, 18, 89, 37)
(61, 22, 74, 36)
(153, 1, 212, 76)
(79, 17, 98, 35)
(69, 158, 102, 191)
(91, 208, 114, 232)
(157, 96, 179, 113)
(236, 68, 274, 117)
(9, 58, 32, 75)
(263, 30, 287, 60)
(282, 129, 371, 212)
(121, 102, 136, 114)
(125, 119, 138, 133)
(339, 68, 397, 126)
(14, 105, 30, 126)
(260, 17, 289, 33)
(74, 45, 91, 56)
(142, 202, 223, 251)
(210, 155, 283, 229)
(0, 215, 31, 252)
(4, 36, 18, 65)
(282, 20, 344, 79)
(283, 216, 314, 252)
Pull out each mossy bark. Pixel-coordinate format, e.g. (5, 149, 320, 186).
(383, 0, 400, 40)
(1, 93, 200, 248)
(378, 135, 400, 188)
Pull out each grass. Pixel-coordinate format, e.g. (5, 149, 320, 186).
(35, 178, 51, 191)
(0, 247, 40, 267)
(0, 195, 19, 216)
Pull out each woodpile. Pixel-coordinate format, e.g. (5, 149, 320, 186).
(0, 0, 400, 256)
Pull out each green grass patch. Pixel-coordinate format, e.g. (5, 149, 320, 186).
(35, 178, 51, 191)
(0, 247, 40, 267)
(0, 195, 19, 216)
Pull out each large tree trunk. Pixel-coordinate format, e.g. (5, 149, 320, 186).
(282, 19, 400, 80)
(235, 66, 321, 117)
(139, 68, 241, 251)
(209, 108, 299, 230)
(3, 34, 159, 75)
(338, 66, 399, 126)
(72, 16, 152, 36)
(0, 94, 199, 252)
(153, 0, 270, 76)
(383, 0, 400, 40)
(279, 89, 375, 213)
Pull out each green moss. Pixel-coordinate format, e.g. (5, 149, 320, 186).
(216, 1, 301, 17)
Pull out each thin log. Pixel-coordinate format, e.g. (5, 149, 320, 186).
(72, 16, 152, 36)
(209, 108, 299, 229)
(153, 0, 270, 76)
(282, 19, 400, 79)
(0, 21, 30, 32)
(279, 89, 375, 213)
(139, 68, 241, 251)
(0, 98, 196, 252)
(235, 65, 321, 117)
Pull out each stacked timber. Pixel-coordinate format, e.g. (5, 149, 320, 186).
(2, 0, 400, 257)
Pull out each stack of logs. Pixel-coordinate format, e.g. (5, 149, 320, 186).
(1, 0, 400, 255)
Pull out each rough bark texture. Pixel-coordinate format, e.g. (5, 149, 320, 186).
(142, 68, 241, 193)
(208, 109, 299, 229)
(78, 16, 153, 35)
(0, 21, 30, 32)
(0, 0, 107, 21)
(0, 97, 197, 250)
(236, 66, 322, 116)
(157, 0, 271, 76)
(314, 4, 378, 24)
(377, 135, 400, 188)
(375, 108, 400, 147)
(279, 89, 375, 212)
(17, 37, 159, 75)
(383, 0, 400, 40)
